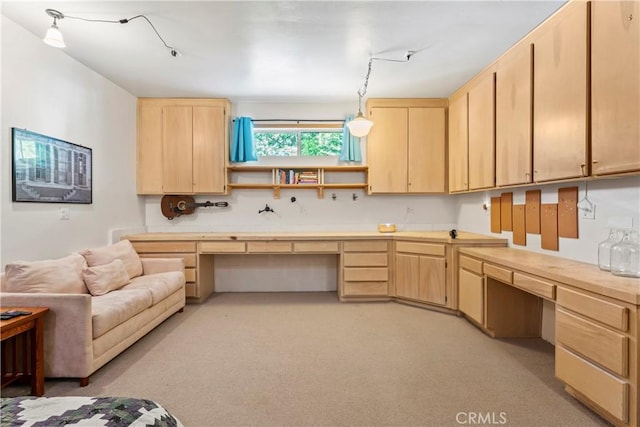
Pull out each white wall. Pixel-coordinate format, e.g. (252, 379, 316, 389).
(1, 17, 145, 264)
(455, 176, 640, 264)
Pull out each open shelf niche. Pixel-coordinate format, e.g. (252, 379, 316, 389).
(227, 165, 368, 198)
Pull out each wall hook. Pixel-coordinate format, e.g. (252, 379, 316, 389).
(290, 196, 296, 203)
(258, 204, 275, 214)
(331, 193, 337, 201)
(352, 193, 358, 201)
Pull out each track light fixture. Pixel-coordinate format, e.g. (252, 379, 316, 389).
(43, 8, 180, 58)
(346, 51, 416, 138)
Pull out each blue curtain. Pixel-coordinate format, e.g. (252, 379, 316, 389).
(340, 116, 362, 162)
(230, 117, 257, 162)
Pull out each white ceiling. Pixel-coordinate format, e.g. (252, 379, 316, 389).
(2, 1, 565, 103)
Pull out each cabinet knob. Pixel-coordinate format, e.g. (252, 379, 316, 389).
(592, 160, 598, 164)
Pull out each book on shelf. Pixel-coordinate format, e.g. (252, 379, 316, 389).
(275, 169, 319, 185)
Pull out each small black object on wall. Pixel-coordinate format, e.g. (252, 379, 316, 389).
(449, 229, 458, 239)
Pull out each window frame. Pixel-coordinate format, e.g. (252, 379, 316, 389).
(253, 122, 344, 157)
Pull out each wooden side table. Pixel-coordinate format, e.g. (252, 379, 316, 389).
(1, 307, 49, 396)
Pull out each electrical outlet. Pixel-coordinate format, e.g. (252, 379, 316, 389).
(59, 207, 70, 220)
(579, 204, 596, 220)
(406, 207, 415, 214)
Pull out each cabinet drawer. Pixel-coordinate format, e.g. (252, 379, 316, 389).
(343, 281, 388, 297)
(343, 267, 388, 282)
(556, 308, 628, 377)
(132, 241, 196, 253)
(556, 346, 628, 422)
(246, 241, 292, 253)
(459, 269, 484, 325)
(199, 242, 246, 253)
(343, 241, 388, 252)
(185, 282, 197, 298)
(396, 241, 445, 257)
(513, 273, 556, 300)
(293, 241, 339, 253)
(483, 263, 513, 283)
(185, 268, 197, 283)
(343, 253, 388, 267)
(557, 287, 628, 332)
(139, 253, 196, 268)
(459, 255, 483, 275)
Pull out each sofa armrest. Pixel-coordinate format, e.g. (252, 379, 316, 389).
(0, 292, 93, 378)
(140, 258, 185, 275)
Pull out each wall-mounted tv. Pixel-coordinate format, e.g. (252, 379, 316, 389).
(12, 128, 92, 204)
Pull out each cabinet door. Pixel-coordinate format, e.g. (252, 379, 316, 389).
(448, 94, 468, 192)
(533, 2, 588, 182)
(459, 269, 484, 325)
(137, 101, 163, 194)
(162, 106, 194, 193)
(395, 253, 420, 300)
(468, 72, 495, 190)
(418, 256, 446, 305)
(193, 106, 226, 193)
(408, 108, 445, 193)
(367, 107, 408, 193)
(591, 1, 640, 175)
(496, 43, 533, 186)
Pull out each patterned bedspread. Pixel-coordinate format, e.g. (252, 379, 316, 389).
(0, 396, 183, 427)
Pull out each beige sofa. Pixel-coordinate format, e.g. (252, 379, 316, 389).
(0, 240, 186, 386)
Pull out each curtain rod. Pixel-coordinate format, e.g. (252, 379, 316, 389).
(232, 119, 345, 123)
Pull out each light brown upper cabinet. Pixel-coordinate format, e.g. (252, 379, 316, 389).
(448, 93, 468, 193)
(467, 72, 496, 190)
(532, 1, 588, 182)
(495, 43, 533, 187)
(137, 98, 230, 195)
(366, 99, 447, 194)
(591, 0, 640, 176)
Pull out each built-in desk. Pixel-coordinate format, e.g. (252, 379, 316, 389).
(124, 231, 507, 310)
(457, 246, 640, 427)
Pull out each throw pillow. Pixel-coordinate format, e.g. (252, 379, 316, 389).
(80, 240, 143, 279)
(4, 253, 89, 294)
(82, 259, 130, 296)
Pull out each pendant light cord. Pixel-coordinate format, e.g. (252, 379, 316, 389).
(355, 52, 415, 113)
(64, 13, 179, 56)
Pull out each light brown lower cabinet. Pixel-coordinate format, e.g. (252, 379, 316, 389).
(458, 268, 484, 325)
(555, 287, 636, 427)
(394, 242, 446, 306)
(457, 248, 639, 427)
(340, 240, 390, 299)
(130, 241, 198, 298)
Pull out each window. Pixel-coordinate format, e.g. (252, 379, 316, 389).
(254, 125, 343, 157)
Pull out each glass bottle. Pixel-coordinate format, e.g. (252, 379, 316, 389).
(598, 228, 622, 271)
(610, 229, 640, 278)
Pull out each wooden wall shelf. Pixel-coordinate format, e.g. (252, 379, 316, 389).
(226, 165, 368, 198)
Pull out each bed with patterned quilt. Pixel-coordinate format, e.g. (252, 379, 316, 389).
(0, 396, 183, 426)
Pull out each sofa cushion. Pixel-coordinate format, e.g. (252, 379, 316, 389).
(4, 254, 88, 294)
(80, 240, 143, 280)
(91, 288, 152, 339)
(83, 259, 130, 296)
(121, 271, 186, 305)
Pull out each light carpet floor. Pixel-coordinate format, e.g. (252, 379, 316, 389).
(2, 292, 609, 426)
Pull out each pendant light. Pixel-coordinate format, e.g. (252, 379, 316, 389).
(43, 9, 65, 48)
(347, 52, 415, 138)
(41, 8, 180, 57)
(346, 58, 375, 138)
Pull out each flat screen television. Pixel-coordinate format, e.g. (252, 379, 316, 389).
(12, 128, 92, 204)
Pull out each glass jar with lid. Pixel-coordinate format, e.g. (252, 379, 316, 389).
(598, 228, 623, 271)
(610, 229, 640, 278)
